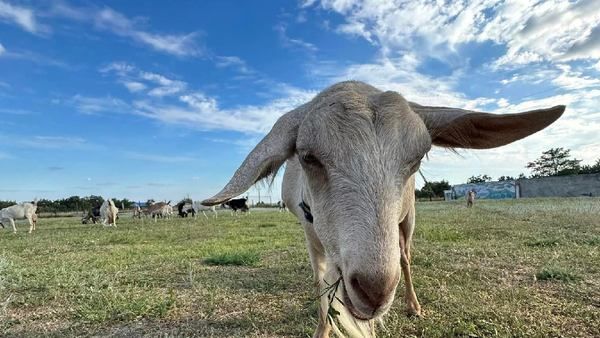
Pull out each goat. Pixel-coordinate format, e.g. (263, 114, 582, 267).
(100, 199, 119, 227)
(223, 198, 249, 215)
(164, 204, 174, 219)
(82, 206, 101, 224)
(192, 201, 217, 220)
(466, 189, 477, 208)
(177, 201, 196, 218)
(132, 204, 143, 219)
(146, 201, 171, 222)
(0, 201, 38, 233)
(202, 81, 564, 337)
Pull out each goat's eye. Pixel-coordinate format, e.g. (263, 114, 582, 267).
(301, 153, 322, 167)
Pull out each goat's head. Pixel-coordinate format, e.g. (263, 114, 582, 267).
(202, 81, 564, 319)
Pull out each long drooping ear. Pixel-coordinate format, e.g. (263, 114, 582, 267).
(409, 103, 565, 149)
(202, 106, 306, 206)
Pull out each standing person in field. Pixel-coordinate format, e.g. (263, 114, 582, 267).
(466, 189, 476, 208)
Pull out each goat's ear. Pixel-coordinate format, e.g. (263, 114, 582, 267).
(202, 107, 306, 206)
(410, 103, 565, 149)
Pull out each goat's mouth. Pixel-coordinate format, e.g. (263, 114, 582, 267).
(341, 287, 374, 320)
(337, 270, 395, 321)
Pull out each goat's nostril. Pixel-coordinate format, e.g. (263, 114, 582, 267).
(349, 273, 385, 309)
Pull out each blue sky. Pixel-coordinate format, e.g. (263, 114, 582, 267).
(1, 0, 599, 203)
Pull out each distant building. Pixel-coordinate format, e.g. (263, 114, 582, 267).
(450, 181, 516, 200)
(517, 173, 600, 198)
(447, 173, 600, 200)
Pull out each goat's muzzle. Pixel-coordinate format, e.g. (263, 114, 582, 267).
(342, 269, 400, 320)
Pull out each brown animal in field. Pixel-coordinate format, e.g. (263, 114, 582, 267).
(466, 189, 476, 207)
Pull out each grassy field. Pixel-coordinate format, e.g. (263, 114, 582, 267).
(1, 198, 599, 337)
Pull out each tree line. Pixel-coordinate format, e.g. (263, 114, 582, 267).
(0, 196, 136, 213)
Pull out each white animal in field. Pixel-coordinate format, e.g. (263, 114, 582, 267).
(100, 199, 119, 227)
(202, 81, 565, 337)
(164, 204, 173, 219)
(0, 201, 38, 234)
(192, 201, 217, 220)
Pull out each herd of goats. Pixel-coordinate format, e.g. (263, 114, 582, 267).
(0, 197, 284, 233)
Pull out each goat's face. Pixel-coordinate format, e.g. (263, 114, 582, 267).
(296, 91, 431, 318)
(202, 81, 564, 320)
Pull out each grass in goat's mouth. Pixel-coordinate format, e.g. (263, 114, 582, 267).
(320, 277, 343, 322)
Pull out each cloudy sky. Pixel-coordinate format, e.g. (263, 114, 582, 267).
(1, 0, 599, 203)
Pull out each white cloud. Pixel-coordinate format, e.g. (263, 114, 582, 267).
(17, 136, 89, 149)
(320, 54, 497, 109)
(100, 63, 187, 97)
(98, 63, 317, 134)
(275, 23, 318, 53)
(123, 81, 146, 93)
(215, 55, 253, 74)
(93, 8, 201, 57)
(551, 64, 600, 90)
(99, 61, 135, 76)
(70, 95, 130, 114)
(308, 0, 600, 67)
(48, 4, 201, 57)
(133, 86, 315, 134)
(0, 1, 40, 33)
(0, 42, 4, 55)
(139, 71, 187, 97)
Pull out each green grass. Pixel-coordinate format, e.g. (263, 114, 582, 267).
(536, 267, 582, 283)
(0, 198, 599, 337)
(204, 252, 260, 266)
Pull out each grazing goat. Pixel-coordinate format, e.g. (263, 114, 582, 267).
(146, 201, 171, 221)
(100, 199, 119, 227)
(0, 201, 37, 233)
(202, 81, 564, 338)
(132, 204, 143, 219)
(177, 201, 196, 218)
(223, 198, 249, 215)
(82, 206, 101, 224)
(192, 201, 217, 220)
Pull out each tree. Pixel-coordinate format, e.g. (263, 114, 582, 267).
(498, 175, 515, 181)
(415, 180, 451, 200)
(467, 174, 492, 183)
(0, 200, 16, 209)
(518, 173, 527, 179)
(526, 148, 581, 177)
(579, 158, 600, 174)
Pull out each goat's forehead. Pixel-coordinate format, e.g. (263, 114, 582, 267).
(298, 96, 430, 157)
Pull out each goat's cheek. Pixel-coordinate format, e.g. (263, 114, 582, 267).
(313, 219, 340, 258)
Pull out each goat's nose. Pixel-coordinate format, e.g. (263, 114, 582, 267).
(349, 272, 399, 309)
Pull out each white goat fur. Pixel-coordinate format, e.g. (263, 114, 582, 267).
(0, 202, 37, 233)
(192, 201, 217, 220)
(202, 81, 564, 337)
(100, 199, 119, 227)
